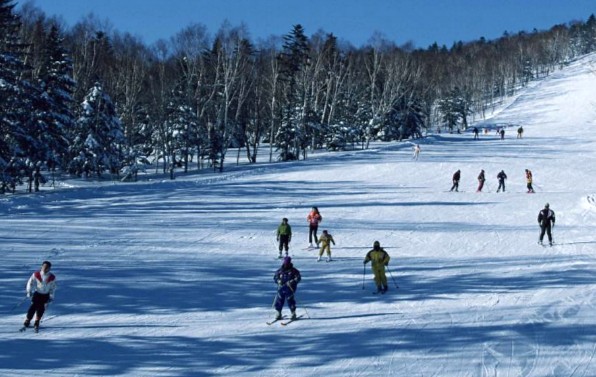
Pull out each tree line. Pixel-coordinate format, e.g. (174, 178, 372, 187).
(1, 0, 595, 193)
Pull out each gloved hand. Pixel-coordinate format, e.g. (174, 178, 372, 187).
(26, 292, 31, 298)
(384, 262, 389, 266)
(48, 297, 53, 303)
(363, 260, 367, 264)
(277, 237, 280, 241)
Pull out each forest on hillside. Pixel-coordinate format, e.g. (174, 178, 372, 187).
(1, 0, 595, 193)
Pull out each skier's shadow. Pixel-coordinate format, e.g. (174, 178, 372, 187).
(305, 312, 401, 321)
(552, 240, 596, 246)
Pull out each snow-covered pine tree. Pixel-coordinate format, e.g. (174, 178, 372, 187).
(35, 23, 75, 176)
(276, 24, 310, 161)
(68, 82, 125, 178)
(0, 0, 31, 193)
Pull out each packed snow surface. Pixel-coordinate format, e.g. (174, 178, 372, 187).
(1, 53, 596, 376)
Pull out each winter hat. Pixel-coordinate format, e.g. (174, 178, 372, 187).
(373, 241, 380, 250)
(545, 203, 550, 208)
(283, 256, 292, 265)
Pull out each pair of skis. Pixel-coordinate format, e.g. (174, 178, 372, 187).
(266, 315, 303, 326)
(19, 325, 39, 333)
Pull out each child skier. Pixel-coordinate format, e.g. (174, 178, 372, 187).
(276, 218, 292, 258)
(22, 261, 56, 332)
(317, 230, 336, 262)
(273, 256, 301, 320)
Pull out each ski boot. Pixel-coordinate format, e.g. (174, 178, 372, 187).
(23, 319, 31, 328)
(33, 320, 40, 331)
(291, 311, 297, 320)
(275, 311, 282, 320)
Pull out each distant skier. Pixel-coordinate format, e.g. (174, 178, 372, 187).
(273, 256, 301, 320)
(276, 218, 292, 258)
(496, 170, 507, 192)
(525, 169, 535, 193)
(363, 241, 391, 294)
(473, 127, 479, 139)
(450, 169, 461, 192)
(317, 230, 336, 262)
(477, 169, 486, 192)
(517, 126, 524, 138)
(22, 261, 56, 332)
(307, 207, 322, 247)
(499, 128, 505, 140)
(537, 203, 555, 245)
(412, 144, 421, 160)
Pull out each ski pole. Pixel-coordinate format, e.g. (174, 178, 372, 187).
(11, 296, 28, 311)
(386, 265, 399, 289)
(289, 285, 310, 319)
(362, 263, 366, 289)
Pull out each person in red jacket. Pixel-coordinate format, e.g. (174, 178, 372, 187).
(23, 261, 57, 331)
(306, 207, 322, 247)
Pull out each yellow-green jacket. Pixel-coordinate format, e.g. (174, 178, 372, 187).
(277, 223, 292, 237)
(364, 248, 390, 268)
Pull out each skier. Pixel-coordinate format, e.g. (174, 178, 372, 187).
(412, 144, 421, 160)
(276, 218, 292, 258)
(538, 203, 556, 245)
(273, 256, 301, 320)
(525, 169, 535, 193)
(22, 261, 56, 331)
(517, 126, 524, 138)
(499, 128, 505, 140)
(477, 169, 486, 192)
(473, 127, 479, 139)
(317, 230, 336, 262)
(307, 207, 322, 247)
(363, 241, 391, 294)
(496, 170, 507, 192)
(450, 170, 461, 192)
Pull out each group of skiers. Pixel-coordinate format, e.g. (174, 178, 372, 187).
(271, 205, 397, 320)
(450, 168, 535, 193)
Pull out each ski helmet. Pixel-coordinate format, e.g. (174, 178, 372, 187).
(545, 203, 549, 208)
(373, 241, 380, 248)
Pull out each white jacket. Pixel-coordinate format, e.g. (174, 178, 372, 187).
(26, 271, 57, 299)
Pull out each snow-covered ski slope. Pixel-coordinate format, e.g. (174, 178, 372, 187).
(1, 53, 596, 377)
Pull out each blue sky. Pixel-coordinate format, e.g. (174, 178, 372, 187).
(23, 0, 595, 48)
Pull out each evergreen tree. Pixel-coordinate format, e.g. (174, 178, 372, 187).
(0, 0, 30, 192)
(68, 82, 125, 178)
(276, 24, 310, 161)
(36, 23, 75, 173)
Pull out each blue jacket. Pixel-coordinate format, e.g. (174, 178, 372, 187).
(274, 264, 301, 292)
